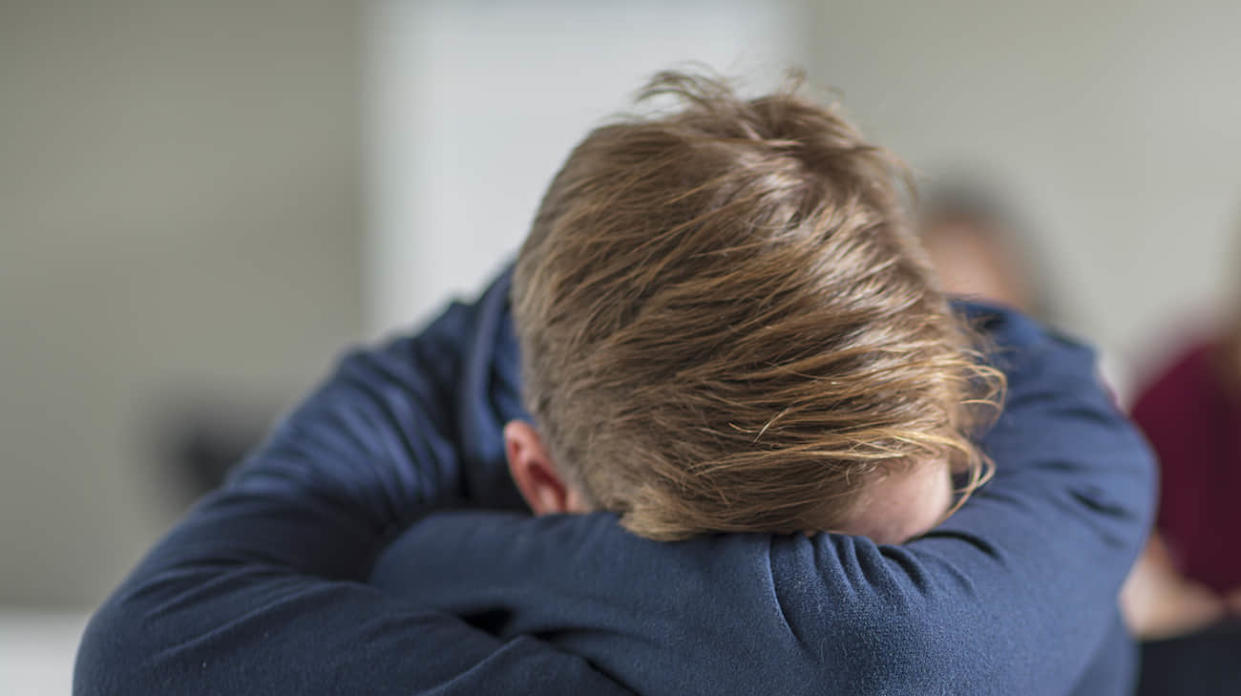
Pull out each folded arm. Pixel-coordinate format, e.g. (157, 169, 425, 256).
(74, 274, 629, 695)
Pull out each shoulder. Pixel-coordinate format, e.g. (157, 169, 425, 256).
(951, 299, 1101, 398)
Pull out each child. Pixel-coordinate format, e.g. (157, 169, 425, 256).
(79, 69, 1151, 696)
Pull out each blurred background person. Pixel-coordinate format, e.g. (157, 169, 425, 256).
(1126, 312, 1241, 636)
(1129, 243, 1241, 607)
(918, 180, 1053, 321)
(1121, 219, 1241, 694)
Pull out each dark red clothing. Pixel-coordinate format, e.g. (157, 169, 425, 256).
(1131, 340, 1241, 594)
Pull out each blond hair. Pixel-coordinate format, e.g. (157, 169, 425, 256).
(512, 70, 1002, 540)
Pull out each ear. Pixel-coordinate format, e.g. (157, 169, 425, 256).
(504, 420, 587, 516)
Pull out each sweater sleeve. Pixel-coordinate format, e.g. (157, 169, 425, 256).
(368, 307, 1156, 695)
(73, 280, 629, 695)
(781, 308, 1156, 692)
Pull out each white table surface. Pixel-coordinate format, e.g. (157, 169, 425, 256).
(0, 609, 89, 696)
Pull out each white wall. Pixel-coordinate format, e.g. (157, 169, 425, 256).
(0, 1, 362, 607)
(365, 0, 811, 335)
(806, 1, 1241, 396)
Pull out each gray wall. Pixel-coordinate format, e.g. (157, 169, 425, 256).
(0, 1, 362, 606)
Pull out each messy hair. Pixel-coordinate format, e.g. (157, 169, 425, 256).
(512, 69, 1003, 541)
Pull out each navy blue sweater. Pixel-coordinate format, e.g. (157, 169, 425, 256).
(75, 268, 1155, 695)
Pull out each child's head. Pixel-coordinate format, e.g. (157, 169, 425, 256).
(506, 70, 1002, 542)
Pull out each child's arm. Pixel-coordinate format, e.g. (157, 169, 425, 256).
(74, 272, 629, 696)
